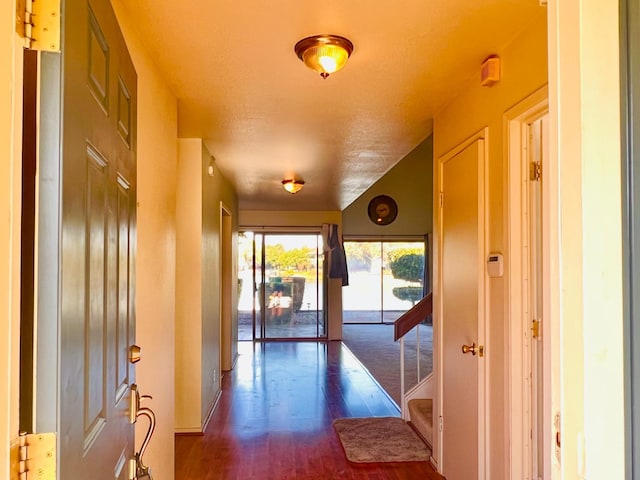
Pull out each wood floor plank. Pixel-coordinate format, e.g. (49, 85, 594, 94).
(175, 341, 443, 479)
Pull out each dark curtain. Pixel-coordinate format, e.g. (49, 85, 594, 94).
(322, 223, 349, 286)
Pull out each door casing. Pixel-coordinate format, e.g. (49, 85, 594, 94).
(505, 87, 551, 479)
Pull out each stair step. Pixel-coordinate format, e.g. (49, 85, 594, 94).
(408, 398, 433, 446)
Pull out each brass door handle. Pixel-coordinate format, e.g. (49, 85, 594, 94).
(135, 405, 156, 479)
(462, 342, 477, 355)
(129, 384, 155, 479)
(461, 342, 484, 357)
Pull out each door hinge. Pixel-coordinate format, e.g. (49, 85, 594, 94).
(16, 0, 61, 51)
(18, 432, 56, 480)
(530, 161, 541, 182)
(532, 319, 541, 339)
(129, 458, 137, 480)
(439, 192, 444, 208)
(439, 416, 443, 432)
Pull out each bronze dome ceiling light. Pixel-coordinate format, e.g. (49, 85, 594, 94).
(294, 34, 354, 79)
(282, 179, 305, 194)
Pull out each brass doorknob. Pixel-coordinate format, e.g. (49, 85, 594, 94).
(461, 342, 477, 355)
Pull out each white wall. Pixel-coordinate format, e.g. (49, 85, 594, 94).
(110, 2, 179, 477)
(548, 0, 624, 478)
(433, 13, 548, 479)
(0, 0, 23, 476)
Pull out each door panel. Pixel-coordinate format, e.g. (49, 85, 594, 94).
(263, 234, 324, 339)
(85, 147, 108, 448)
(441, 139, 483, 479)
(55, 0, 137, 477)
(238, 233, 325, 340)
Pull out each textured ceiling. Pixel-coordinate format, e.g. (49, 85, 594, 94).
(120, 0, 545, 210)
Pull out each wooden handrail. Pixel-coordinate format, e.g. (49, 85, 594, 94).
(393, 293, 432, 341)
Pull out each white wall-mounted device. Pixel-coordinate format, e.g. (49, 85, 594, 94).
(487, 252, 503, 277)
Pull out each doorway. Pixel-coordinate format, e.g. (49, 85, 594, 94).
(238, 231, 326, 340)
(506, 87, 550, 479)
(220, 204, 235, 371)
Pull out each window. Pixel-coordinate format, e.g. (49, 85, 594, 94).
(342, 240, 427, 324)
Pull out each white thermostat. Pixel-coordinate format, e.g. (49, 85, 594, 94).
(487, 253, 503, 277)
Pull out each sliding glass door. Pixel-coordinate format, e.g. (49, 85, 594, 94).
(238, 232, 326, 340)
(342, 240, 427, 324)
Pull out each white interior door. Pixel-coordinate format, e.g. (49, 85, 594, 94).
(528, 114, 548, 479)
(38, 0, 139, 477)
(440, 137, 485, 480)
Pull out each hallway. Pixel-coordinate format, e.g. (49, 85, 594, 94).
(175, 341, 441, 479)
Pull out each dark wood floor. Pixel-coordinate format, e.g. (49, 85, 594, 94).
(175, 341, 443, 479)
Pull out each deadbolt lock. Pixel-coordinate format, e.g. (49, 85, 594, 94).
(130, 345, 142, 364)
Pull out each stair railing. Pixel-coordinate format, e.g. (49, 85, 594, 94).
(393, 293, 432, 406)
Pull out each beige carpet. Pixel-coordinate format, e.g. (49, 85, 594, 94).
(333, 417, 431, 463)
(342, 323, 433, 406)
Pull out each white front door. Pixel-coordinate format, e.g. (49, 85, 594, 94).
(38, 0, 139, 477)
(439, 136, 486, 479)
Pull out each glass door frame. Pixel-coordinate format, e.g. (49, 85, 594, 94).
(239, 228, 327, 341)
(341, 236, 429, 325)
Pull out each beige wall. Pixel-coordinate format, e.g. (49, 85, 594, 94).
(175, 139, 204, 431)
(240, 210, 341, 228)
(433, 13, 548, 479)
(201, 142, 239, 421)
(176, 139, 239, 432)
(110, 2, 179, 477)
(343, 135, 433, 237)
(0, 0, 22, 477)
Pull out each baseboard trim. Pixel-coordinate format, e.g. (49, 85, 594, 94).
(429, 456, 442, 477)
(175, 429, 204, 436)
(231, 352, 239, 369)
(174, 387, 223, 436)
(201, 387, 222, 433)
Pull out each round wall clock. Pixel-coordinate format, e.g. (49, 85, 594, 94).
(367, 195, 398, 226)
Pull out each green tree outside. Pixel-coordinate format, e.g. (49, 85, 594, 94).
(265, 244, 314, 273)
(387, 247, 425, 305)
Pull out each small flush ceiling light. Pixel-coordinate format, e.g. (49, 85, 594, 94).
(282, 179, 305, 194)
(294, 34, 354, 79)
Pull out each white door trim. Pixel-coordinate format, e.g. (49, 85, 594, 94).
(435, 127, 489, 478)
(219, 202, 232, 374)
(504, 86, 549, 480)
